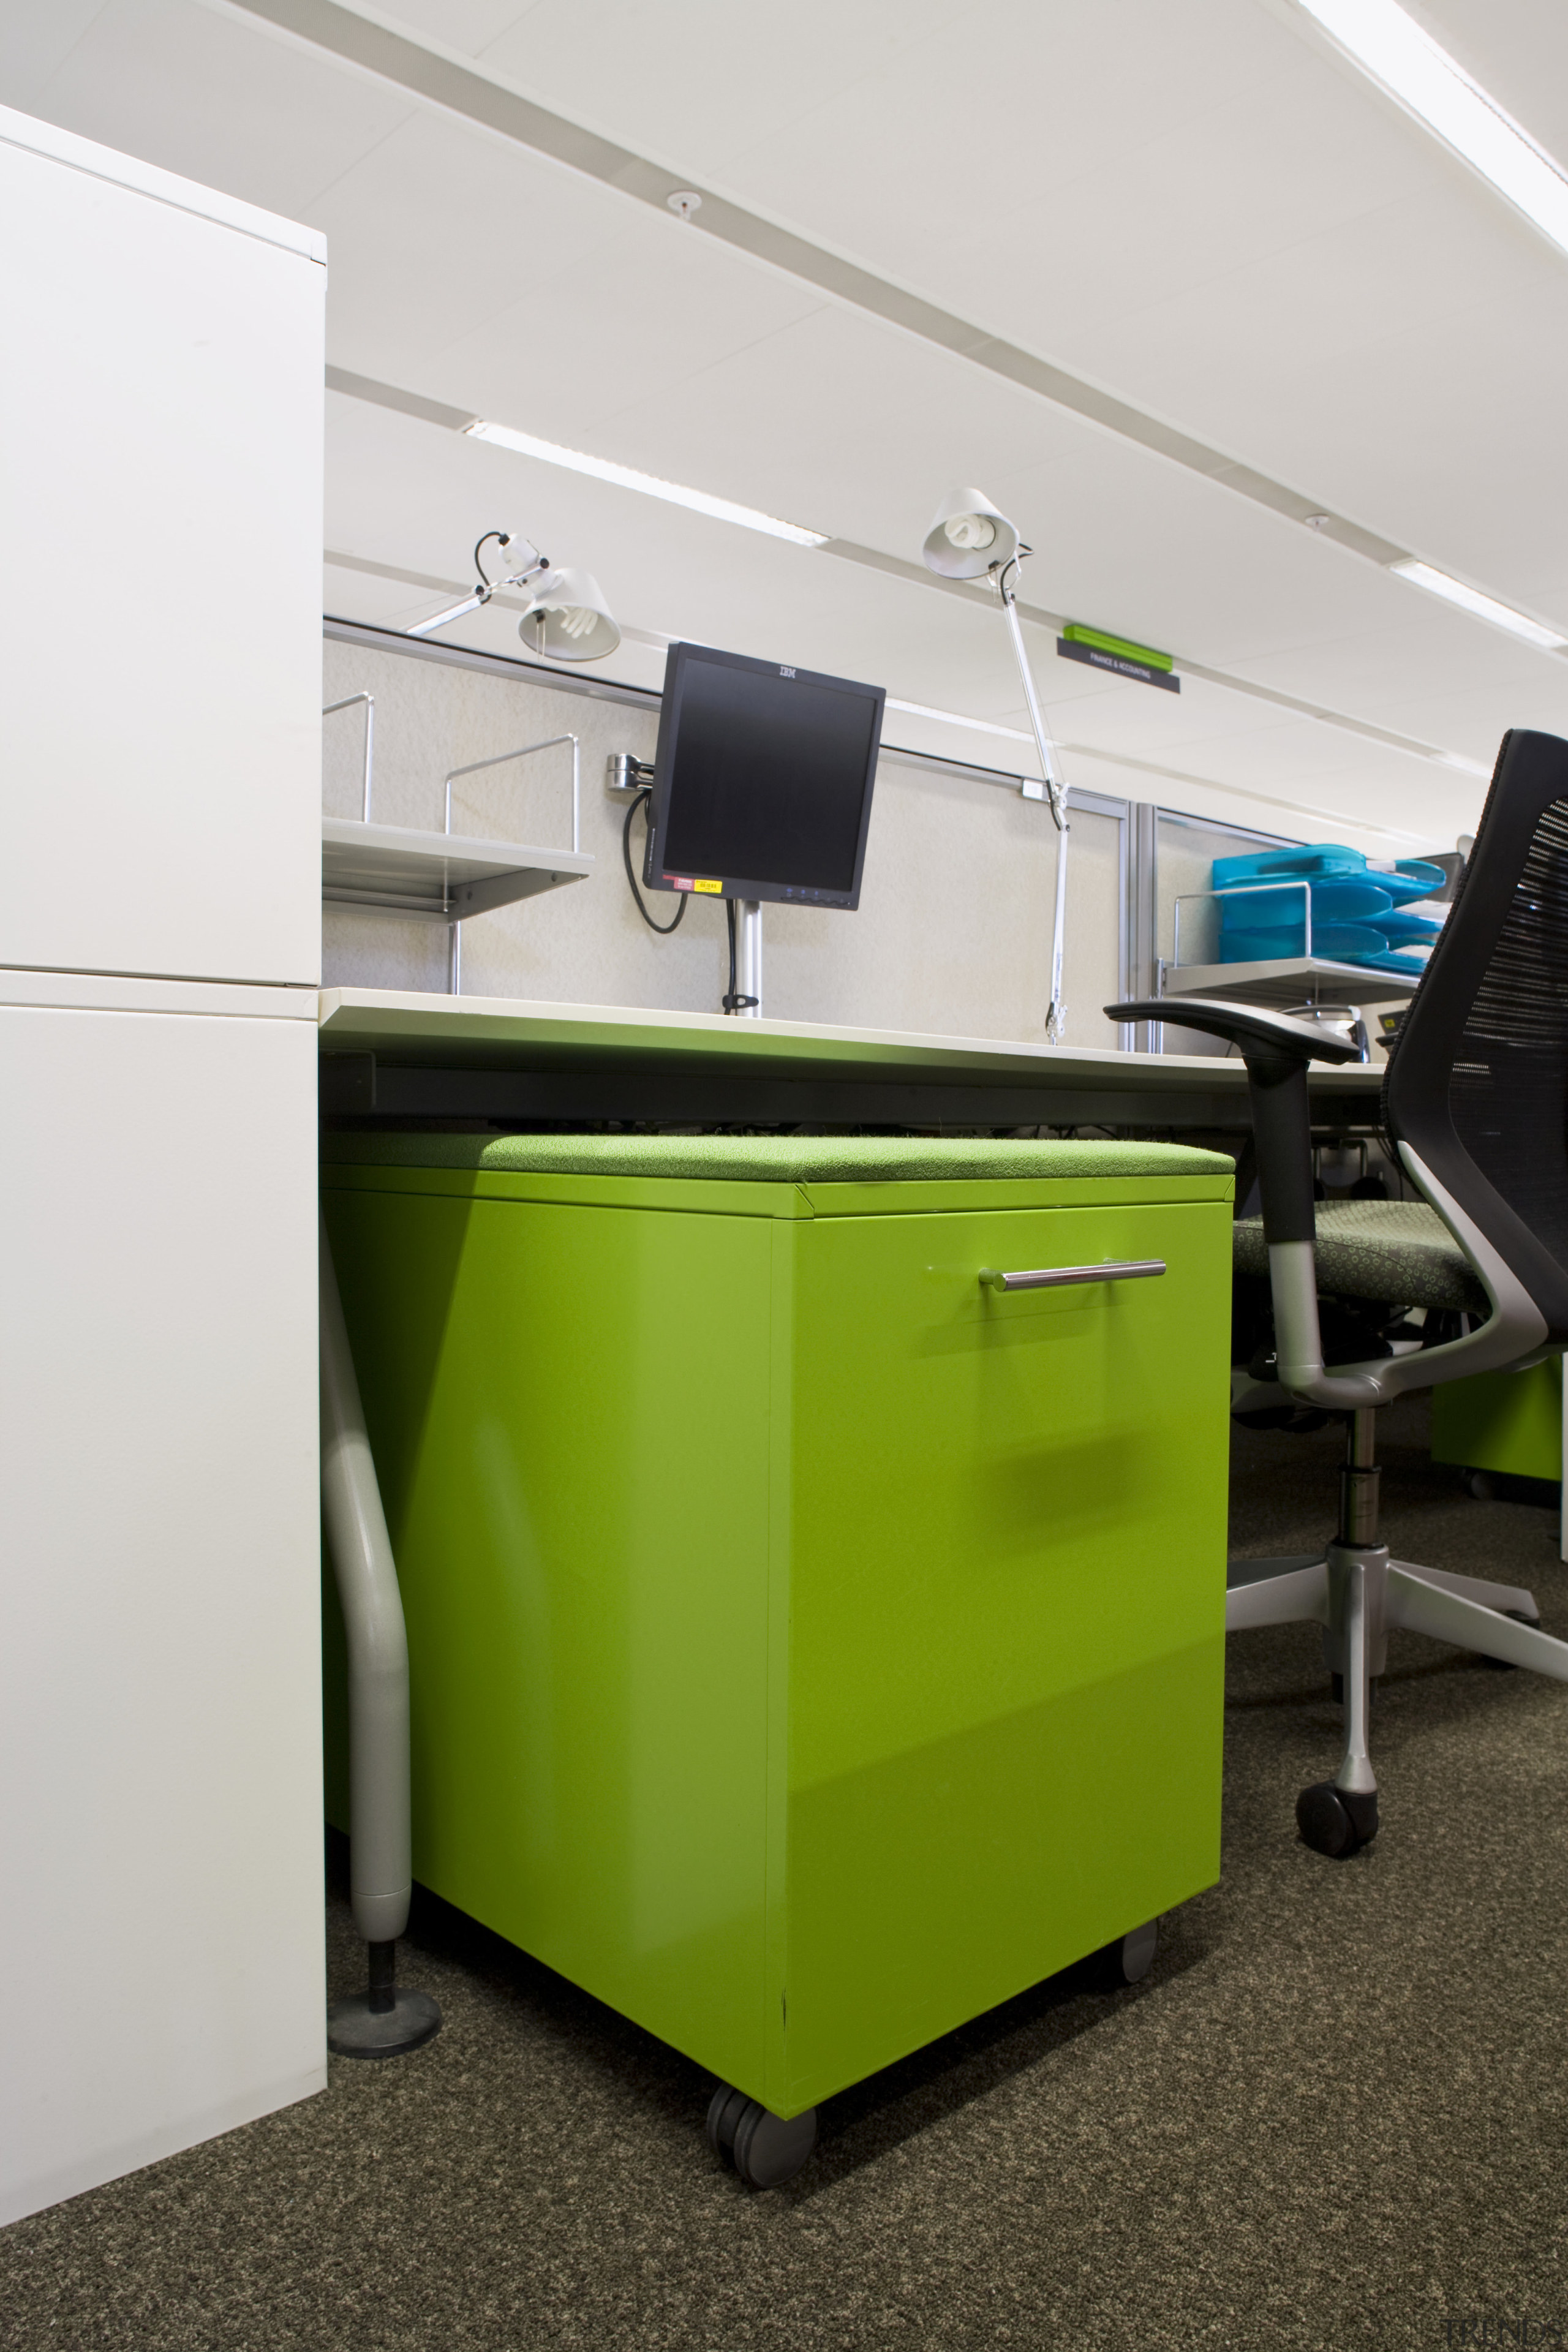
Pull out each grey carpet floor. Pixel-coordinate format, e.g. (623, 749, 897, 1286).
(4, 1399, 1567, 2351)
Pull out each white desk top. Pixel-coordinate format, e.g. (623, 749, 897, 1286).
(318, 987, 1383, 1099)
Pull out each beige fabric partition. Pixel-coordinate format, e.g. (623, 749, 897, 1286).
(323, 633, 1133, 1050)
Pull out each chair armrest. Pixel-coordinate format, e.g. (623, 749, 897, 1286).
(1108, 996, 1357, 1252)
(1107, 995, 1377, 1406)
(1106, 999, 1545, 1409)
(1107, 997, 1360, 1068)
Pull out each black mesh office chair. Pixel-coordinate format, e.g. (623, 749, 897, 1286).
(1111, 725, 1568, 1858)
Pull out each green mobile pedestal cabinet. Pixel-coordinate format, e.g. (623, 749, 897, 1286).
(1431, 1356, 1562, 1488)
(322, 1133, 1234, 2179)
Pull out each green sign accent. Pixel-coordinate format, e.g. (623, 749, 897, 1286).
(1057, 638, 1180, 693)
(1063, 623, 1174, 672)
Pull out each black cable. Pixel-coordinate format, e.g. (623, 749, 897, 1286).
(722, 897, 758, 1016)
(473, 528, 547, 601)
(622, 788, 686, 933)
(617, 790, 757, 1012)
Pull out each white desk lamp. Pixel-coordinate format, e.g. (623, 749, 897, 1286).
(408, 529, 549, 637)
(921, 488, 1071, 1042)
(409, 534, 622, 664)
(518, 567, 621, 663)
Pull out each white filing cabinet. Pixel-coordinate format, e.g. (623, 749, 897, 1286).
(0, 107, 325, 2226)
(0, 108, 323, 985)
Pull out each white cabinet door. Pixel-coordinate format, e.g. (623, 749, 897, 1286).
(0, 116, 324, 986)
(0, 1000, 323, 2225)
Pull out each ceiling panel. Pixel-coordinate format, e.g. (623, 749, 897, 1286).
(517, 284, 1556, 720)
(459, 0, 1417, 355)
(311, 108, 639, 380)
(27, 0, 413, 216)
(1224, 605, 1557, 714)
(579, 304, 1095, 540)
(6, 0, 1558, 865)
(1332, 677, 1568, 766)
(694, 15, 1568, 624)
(472, 0, 959, 181)
(722, 9, 1413, 328)
(372, 1, 535, 54)
(403, 0, 1568, 626)
(0, 1, 115, 111)
(427, 203, 826, 439)
(1074, 255, 1568, 618)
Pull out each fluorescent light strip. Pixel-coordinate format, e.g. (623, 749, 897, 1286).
(1390, 559, 1567, 649)
(465, 420, 827, 547)
(1299, 0, 1568, 257)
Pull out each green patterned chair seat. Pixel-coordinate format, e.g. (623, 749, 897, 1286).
(326, 1133, 1232, 1181)
(1232, 1197, 1489, 1315)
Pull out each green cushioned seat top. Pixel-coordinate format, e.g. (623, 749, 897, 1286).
(325, 1132, 1232, 1182)
(1233, 1198, 1488, 1314)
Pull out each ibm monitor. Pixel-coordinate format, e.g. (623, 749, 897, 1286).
(642, 643, 884, 911)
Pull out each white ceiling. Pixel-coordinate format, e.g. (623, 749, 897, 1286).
(8, 0, 1568, 850)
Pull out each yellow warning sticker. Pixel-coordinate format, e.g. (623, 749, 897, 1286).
(693, 878, 722, 893)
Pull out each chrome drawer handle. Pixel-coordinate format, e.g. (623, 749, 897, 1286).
(978, 1259, 1167, 1292)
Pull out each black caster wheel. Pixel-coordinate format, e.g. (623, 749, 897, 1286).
(1462, 1468, 1497, 1501)
(1086, 1917, 1159, 1989)
(1477, 1608, 1540, 1670)
(1296, 1782, 1379, 1858)
(705, 2086, 748, 2160)
(1116, 1918, 1159, 1983)
(706, 2084, 816, 2189)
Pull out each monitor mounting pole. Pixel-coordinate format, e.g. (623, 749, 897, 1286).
(737, 900, 763, 1019)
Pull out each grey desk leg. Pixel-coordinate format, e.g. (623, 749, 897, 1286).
(318, 1207, 440, 2058)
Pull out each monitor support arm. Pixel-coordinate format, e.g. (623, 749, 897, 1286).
(1108, 996, 1547, 1405)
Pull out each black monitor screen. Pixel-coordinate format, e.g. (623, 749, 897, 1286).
(645, 644, 883, 910)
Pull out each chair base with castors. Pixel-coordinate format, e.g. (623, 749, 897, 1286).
(1227, 1411, 1563, 1858)
(1115, 732, 1568, 1858)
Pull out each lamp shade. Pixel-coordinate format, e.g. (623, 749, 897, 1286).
(921, 487, 1021, 579)
(518, 568, 620, 662)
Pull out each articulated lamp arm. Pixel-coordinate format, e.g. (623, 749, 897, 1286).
(997, 559, 1069, 1042)
(919, 489, 1071, 1042)
(407, 526, 549, 638)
